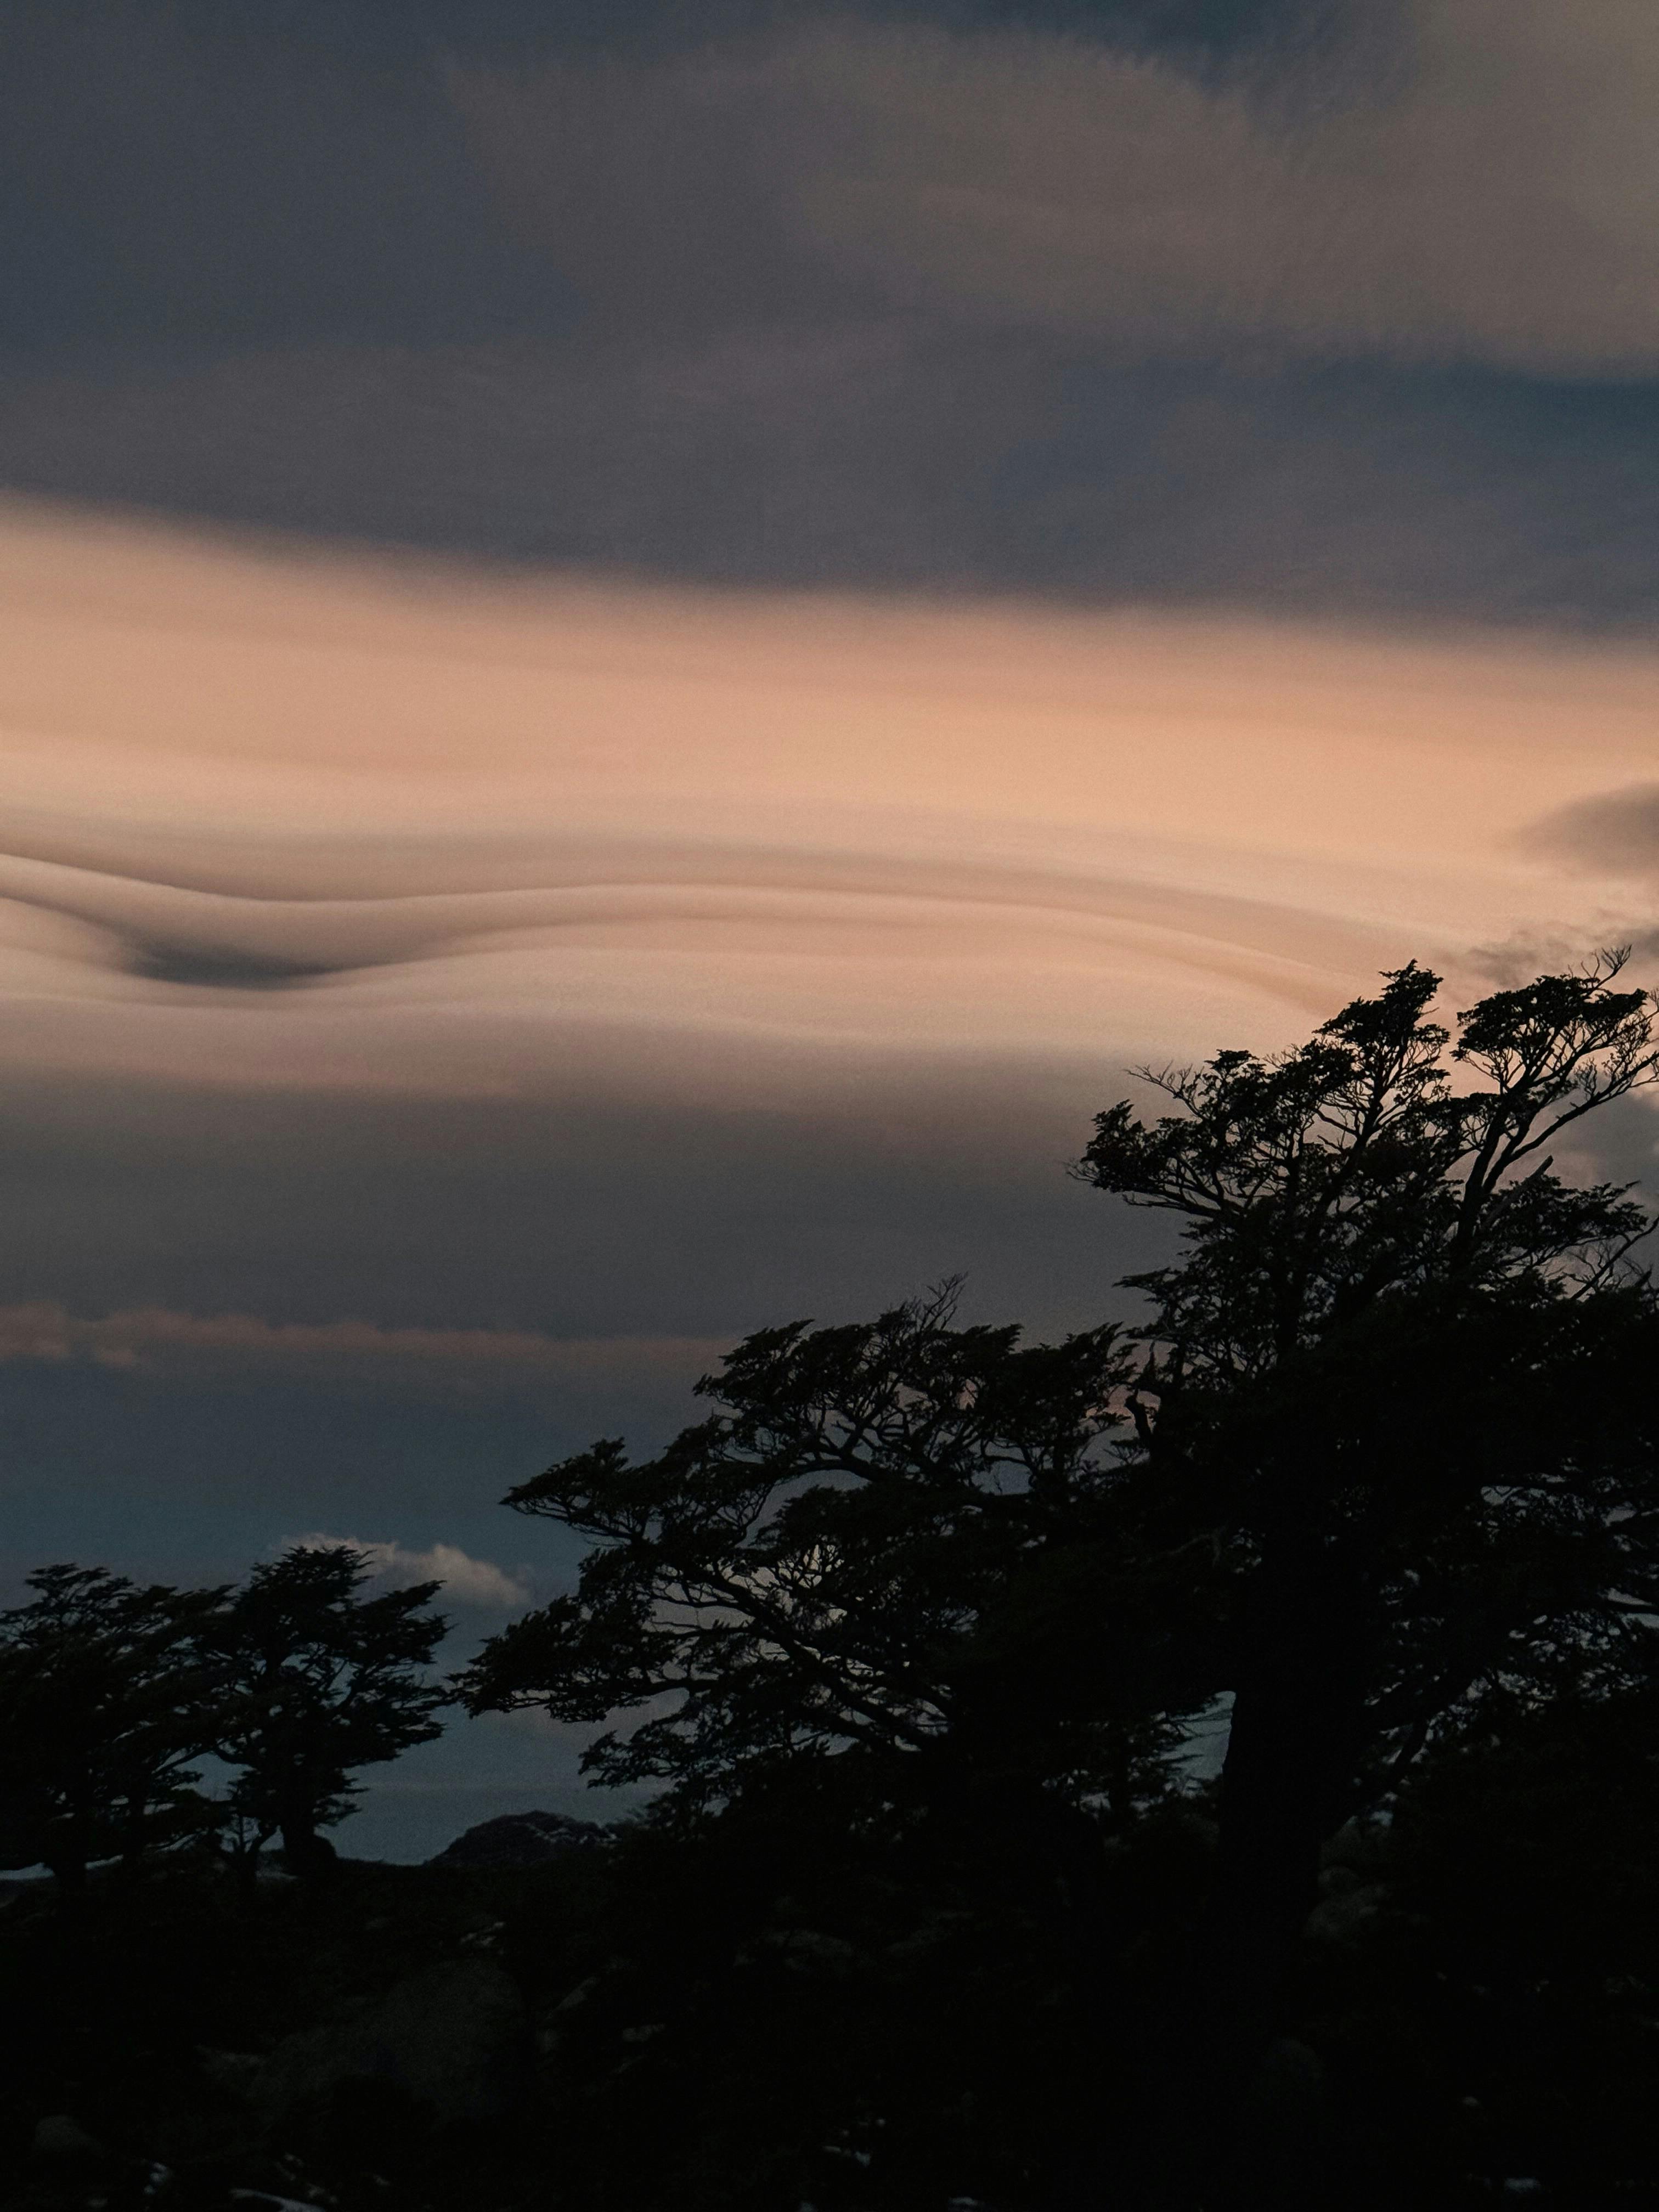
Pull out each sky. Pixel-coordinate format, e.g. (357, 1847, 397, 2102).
(2, 0, 1656, 1857)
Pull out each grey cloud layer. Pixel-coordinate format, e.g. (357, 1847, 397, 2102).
(459, 4, 1659, 375)
(24, 2, 1647, 373)
(1526, 786, 1659, 883)
(0, 3, 569, 352)
(0, 2, 1655, 626)
(0, 1301, 724, 1392)
(4, 337, 1653, 627)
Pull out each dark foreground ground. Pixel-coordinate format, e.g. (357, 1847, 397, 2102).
(3, 1740, 1658, 2212)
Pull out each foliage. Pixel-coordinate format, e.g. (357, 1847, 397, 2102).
(1072, 952, 1659, 1815)
(470, 953, 1659, 1839)
(1243, 1685, 1659, 2207)
(480, 1778, 1211, 2212)
(206, 1543, 449, 1871)
(462, 1290, 1193, 1819)
(1080, 953, 1658, 1376)
(0, 1565, 225, 1887)
(1060, 949, 1659, 2184)
(464, 949, 1659, 2198)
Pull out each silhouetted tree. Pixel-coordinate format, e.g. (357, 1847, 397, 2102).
(1076, 951, 1659, 2165)
(208, 1543, 448, 1879)
(462, 1289, 1194, 1824)
(464, 952, 1659, 2206)
(1381, 1679, 1659, 2196)
(0, 1565, 225, 1892)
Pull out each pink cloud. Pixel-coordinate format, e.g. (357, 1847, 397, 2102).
(0, 1299, 723, 1387)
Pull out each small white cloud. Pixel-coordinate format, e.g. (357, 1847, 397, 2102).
(290, 1534, 532, 1613)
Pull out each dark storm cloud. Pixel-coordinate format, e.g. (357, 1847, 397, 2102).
(2, 0, 1643, 371)
(13, 0, 1365, 72)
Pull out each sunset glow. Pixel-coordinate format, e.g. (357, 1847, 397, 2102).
(3, 500, 1652, 1114)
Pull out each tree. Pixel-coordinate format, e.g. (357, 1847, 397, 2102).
(208, 1544, 449, 1878)
(1074, 951, 1659, 2148)
(465, 952, 1659, 2203)
(462, 1297, 1222, 2203)
(1381, 1679, 1659, 2197)
(0, 1565, 225, 1892)
(462, 1288, 1192, 1824)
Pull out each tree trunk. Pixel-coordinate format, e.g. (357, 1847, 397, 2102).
(279, 1813, 336, 1882)
(117, 1798, 150, 1888)
(46, 1799, 93, 1902)
(1180, 1572, 1372, 2204)
(47, 1845, 88, 1900)
(228, 1825, 273, 1907)
(1203, 1681, 1330, 2053)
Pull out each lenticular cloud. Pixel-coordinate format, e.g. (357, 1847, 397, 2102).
(0, 498, 1653, 1120)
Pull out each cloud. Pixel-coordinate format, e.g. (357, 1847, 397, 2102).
(1, 500, 1654, 1103)
(1, 12, 1656, 626)
(4, 330, 1655, 630)
(291, 1533, 532, 1611)
(0, 503, 1651, 1363)
(0, 0, 566, 353)
(0, 7, 1654, 640)
(456, 3, 1659, 378)
(1520, 786, 1659, 883)
(0, 1300, 724, 1390)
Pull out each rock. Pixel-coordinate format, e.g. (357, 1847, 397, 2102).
(32, 2113, 105, 2158)
(1235, 2038, 1329, 2192)
(199, 2047, 265, 2097)
(1305, 1880, 1387, 1944)
(427, 1810, 610, 1869)
(743, 1927, 860, 1976)
(251, 1956, 529, 2129)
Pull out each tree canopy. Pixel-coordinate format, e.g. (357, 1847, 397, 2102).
(0, 1544, 452, 1890)
(1072, 950, 1659, 2151)
(461, 1292, 1194, 1818)
(0, 1566, 225, 1889)
(1079, 953, 1657, 1374)
(466, 951, 1659, 2181)
(207, 1543, 450, 1874)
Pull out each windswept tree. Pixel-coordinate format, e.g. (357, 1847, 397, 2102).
(0, 1565, 225, 1891)
(462, 1293, 1190, 1825)
(1075, 951, 1659, 2130)
(208, 1543, 448, 1878)
(465, 951, 1659, 2202)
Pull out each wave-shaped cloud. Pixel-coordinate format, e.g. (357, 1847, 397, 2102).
(1, 499, 1652, 1115)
